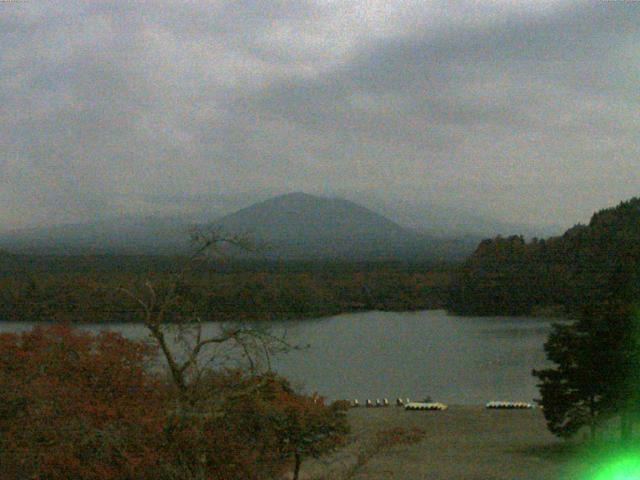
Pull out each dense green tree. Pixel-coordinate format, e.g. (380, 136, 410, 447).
(522, 198, 640, 441)
(533, 322, 602, 439)
(448, 197, 640, 317)
(534, 300, 640, 441)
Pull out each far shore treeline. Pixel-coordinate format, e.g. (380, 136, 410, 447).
(0, 197, 638, 324)
(0, 256, 451, 323)
(447, 197, 640, 317)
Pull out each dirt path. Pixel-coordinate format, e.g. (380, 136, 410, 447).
(301, 406, 577, 480)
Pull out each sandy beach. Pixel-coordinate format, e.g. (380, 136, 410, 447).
(302, 406, 578, 480)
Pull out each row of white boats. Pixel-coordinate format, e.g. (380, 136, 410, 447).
(350, 398, 535, 410)
(484, 401, 535, 409)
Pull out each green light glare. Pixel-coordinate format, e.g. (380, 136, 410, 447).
(589, 453, 640, 480)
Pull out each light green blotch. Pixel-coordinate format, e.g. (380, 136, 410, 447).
(586, 289, 640, 480)
(590, 454, 640, 480)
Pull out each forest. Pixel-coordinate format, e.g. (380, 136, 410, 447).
(2, 198, 639, 325)
(446, 197, 640, 318)
(0, 254, 451, 324)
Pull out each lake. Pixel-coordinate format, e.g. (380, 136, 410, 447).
(0, 310, 557, 405)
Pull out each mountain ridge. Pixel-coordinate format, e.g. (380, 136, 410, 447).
(0, 192, 478, 260)
(211, 192, 437, 260)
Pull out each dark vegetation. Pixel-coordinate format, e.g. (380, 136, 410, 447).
(533, 301, 640, 442)
(527, 198, 640, 443)
(442, 197, 640, 443)
(0, 256, 452, 324)
(0, 325, 350, 480)
(447, 197, 640, 318)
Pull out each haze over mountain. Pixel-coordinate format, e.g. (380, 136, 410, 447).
(212, 192, 440, 260)
(0, 192, 478, 260)
(0, 216, 194, 255)
(334, 189, 563, 239)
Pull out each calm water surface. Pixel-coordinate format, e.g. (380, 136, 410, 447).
(0, 310, 557, 404)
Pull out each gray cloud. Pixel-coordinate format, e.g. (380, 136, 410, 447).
(1, 1, 638, 231)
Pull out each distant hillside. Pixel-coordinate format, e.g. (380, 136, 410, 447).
(447, 197, 640, 316)
(0, 216, 194, 255)
(0, 193, 478, 261)
(335, 189, 563, 239)
(212, 192, 473, 261)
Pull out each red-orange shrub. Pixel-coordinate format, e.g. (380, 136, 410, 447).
(167, 371, 349, 480)
(0, 326, 349, 480)
(0, 324, 165, 480)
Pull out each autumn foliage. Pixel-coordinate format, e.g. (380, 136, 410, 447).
(0, 324, 165, 479)
(0, 325, 349, 480)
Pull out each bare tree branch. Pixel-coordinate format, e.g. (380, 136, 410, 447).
(114, 228, 294, 403)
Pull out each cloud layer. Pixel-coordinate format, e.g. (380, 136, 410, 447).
(1, 1, 639, 230)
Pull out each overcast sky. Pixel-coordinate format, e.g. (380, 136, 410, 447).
(1, 0, 639, 231)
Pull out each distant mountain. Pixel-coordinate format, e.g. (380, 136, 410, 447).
(212, 192, 474, 261)
(0, 192, 478, 261)
(0, 216, 195, 255)
(332, 189, 563, 239)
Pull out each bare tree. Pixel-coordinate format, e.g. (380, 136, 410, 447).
(117, 228, 292, 402)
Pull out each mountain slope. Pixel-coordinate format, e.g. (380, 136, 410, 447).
(0, 192, 477, 260)
(332, 189, 563, 239)
(213, 192, 453, 260)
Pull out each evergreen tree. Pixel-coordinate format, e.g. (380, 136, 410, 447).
(533, 322, 604, 439)
(534, 300, 640, 441)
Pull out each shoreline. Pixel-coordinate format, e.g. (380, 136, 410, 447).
(0, 307, 565, 325)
